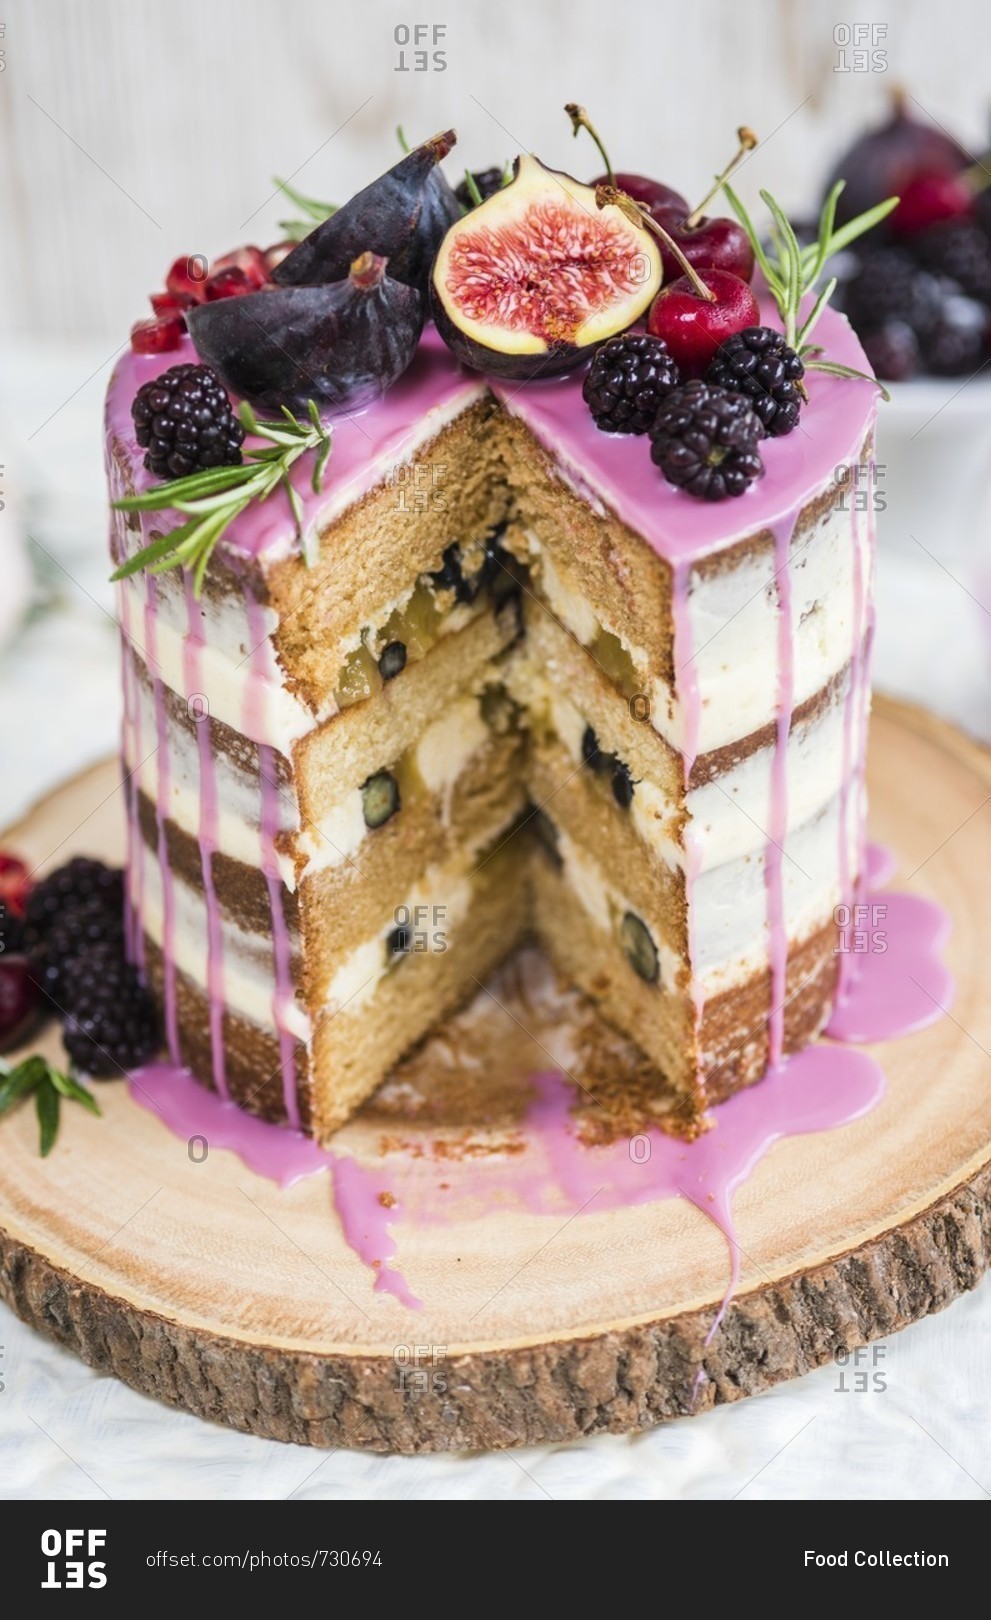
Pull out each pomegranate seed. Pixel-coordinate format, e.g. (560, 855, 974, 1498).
(263, 240, 295, 274)
(150, 290, 186, 317)
(0, 853, 31, 919)
(165, 253, 210, 304)
(204, 265, 254, 300)
(131, 314, 185, 354)
(211, 245, 269, 289)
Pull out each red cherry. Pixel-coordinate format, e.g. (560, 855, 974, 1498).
(130, 313, 185, 355)
(203, 265, 254, 300)
(211, 245, 269, 289)
(647, 269, 760, 375)
(165, 254, 210, 304)
(654, 207, 755, 283)
(0, 958, 40, 1052)
(0, 853, 31, 920)
(594, 171, 689, 220)
(890, 171, 973, 234)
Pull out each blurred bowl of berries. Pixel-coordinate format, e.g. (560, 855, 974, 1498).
(821, 90, 991, 556)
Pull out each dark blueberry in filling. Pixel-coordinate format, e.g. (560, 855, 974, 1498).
(378, 641, 407, 681)
(611, 758, 635, 808)
(361, 770, 401, 829)
(621, 911, 659, 984)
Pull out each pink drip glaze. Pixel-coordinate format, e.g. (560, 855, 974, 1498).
(765, 516, 798, 1067)
(105, 328, 487, 567)
(837, 492, 866, 1005)
(128, 1064, 419, 1309)
(826, 889, 954, 1044)
(117, 586, 140, 966)
(182, 576, 229, 1101)
(866, 840, 897, 889)
(243, 593, 301, 1129)
(142, 576, 179, 1060)
(491, 301, 876, 572)
(106, 308, 874, 576)
(123, 846, 950, 1320)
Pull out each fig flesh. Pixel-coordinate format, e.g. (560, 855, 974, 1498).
(273, 131, 460, 293)
(430, 154, 663, 379)
(187, 253, 424, 415)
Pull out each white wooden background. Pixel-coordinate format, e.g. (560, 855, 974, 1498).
(2, 0, 989, 340)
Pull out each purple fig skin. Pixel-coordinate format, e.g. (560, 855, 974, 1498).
(825, 92, 969, 227)
(187, 255, 424, 415)
(428, 279, 597, 380)
(273, 131, 461, 293)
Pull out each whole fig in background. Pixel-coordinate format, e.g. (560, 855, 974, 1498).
(430, 153, 663, 380)
(273, 131, 460, 293)
(187, 253, 424, 415)
(824, 87, 969, 227)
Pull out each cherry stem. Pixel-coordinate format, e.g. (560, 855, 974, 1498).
(565, 103, 614, 188)
(595, 185, 717, 302)
(685, 127, 759, 229)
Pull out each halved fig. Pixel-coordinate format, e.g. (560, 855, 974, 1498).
(430, 153, 663, 379)
(187, 253, 424, 415)
(273, 131, 460, 293)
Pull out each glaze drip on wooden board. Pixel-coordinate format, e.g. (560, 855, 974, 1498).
(128, 844, 953, 1315)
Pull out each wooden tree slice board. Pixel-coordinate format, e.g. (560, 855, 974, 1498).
(1, 694, 990, 1454)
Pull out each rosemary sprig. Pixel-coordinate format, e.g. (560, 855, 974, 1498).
(724, 180, 898, 393)
(274, 176, 337, 242)
(111, 401, 333, 593)
(0, 1054, 101, 1158)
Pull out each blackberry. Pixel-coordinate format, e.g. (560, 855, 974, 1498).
(62, 944, 159, 1077)
(705, 326, 805, 437)
(29, 898, 125, 1001)
(924, 314, 986, 376)
(913, 220, 991, 305)
(454, 167, 507, 210)
(131, 363, 244, 480)
(649, 381, 765, 501)
(860, 322, 920, 383)
(23, 858, 123, 944)
(843, 249, 942, 339)
(582, 334, 681, 435)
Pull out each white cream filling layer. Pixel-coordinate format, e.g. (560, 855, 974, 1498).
(318, 862, 474, 1016)
(120, 576, 311, 749)
(528, 664, 864, 880)
(135, 845, 310, 1041)
(555, 794, 853, 1000)
(523, 493, 863, 761)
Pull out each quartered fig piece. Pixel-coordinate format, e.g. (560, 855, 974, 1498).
(273, 131, 460, 293)
(430, 154, 664, 379)
(187, 254, 424, 414)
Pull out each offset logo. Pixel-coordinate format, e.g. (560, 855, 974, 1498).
(41, 1529, 108, 1589)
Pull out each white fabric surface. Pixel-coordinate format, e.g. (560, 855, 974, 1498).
(1, 343, 990, 1500)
